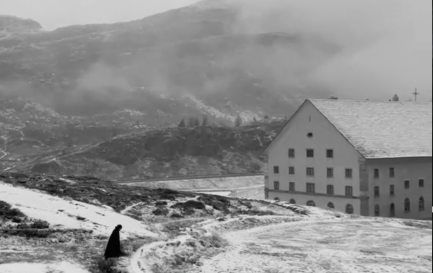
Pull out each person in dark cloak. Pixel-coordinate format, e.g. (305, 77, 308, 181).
(104, 225, 124, 259)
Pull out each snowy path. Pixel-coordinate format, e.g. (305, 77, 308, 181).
(129, 241, 168, 273)
(201, 218, 432, 273)
(0, 182, 157, 238)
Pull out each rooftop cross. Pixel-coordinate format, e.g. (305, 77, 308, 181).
(413, 88, 420, 102)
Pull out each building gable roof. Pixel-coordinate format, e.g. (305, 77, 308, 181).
(310, 99, 432, 159)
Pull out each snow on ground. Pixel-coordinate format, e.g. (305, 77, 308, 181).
(201, 218, 432, 273)
(0, 262, 89, 273)
(129, 240, 171, 273)
(0, 182, 157, 238)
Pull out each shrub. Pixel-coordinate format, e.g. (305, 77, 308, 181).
(96, 258, 123, 273)
(0, 201, 26, 221)
(30, 220, 50, 229)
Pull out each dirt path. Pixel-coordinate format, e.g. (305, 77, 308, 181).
(200, 218, 432, 273)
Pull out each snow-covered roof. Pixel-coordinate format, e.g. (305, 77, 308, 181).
(310, 99, 432, 159)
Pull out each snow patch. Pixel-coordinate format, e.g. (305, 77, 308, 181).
(183, 94, 236, 122)
(0, 182, 157, 238)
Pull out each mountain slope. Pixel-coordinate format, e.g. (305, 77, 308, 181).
(27, 121, 285, 180)
(0, 0, 337, 123)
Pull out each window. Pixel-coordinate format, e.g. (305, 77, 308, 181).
(419, 179, 425, 188)
(390, 185, 395, 196)
(306, 183, 316, 193)
(404, 180, 410, 189)
(419, 197, 425, 212)
(273, 166, 280, 174)
(390, 203, 396, 217)
(307, 132, 314, 138)
(346, 204, 354, 214)
(288, 149, 295, 158)
(345, 186, 353, 197)
(327, 202, 335, 209)
(327, 168, 334, 178)
(326, 149, 334, 159)
(306, 149, 315, 158)
(389, 168, 395, 178)
(327, 185, 335, 195)
(274, 181, 280, 191)
(289, 167, 295, 175)
(306, 167, 315, 177)
(374, 186, 380, 197)
(307, 200, 316, 207)
(375, 205, 380, 216)
(345, 168, 353, 179)
(374, 169, 380, 179)
(289, 199, 296, 204)
(404, 198, 411, 213)
(289, 182, 296, 192)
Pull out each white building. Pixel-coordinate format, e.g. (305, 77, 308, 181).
(265, 99, 432, 220)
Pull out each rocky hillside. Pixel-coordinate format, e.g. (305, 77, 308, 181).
(0, 95, 283, 180)
(0, 0, 337, 125)
(28, 120, 285, 180)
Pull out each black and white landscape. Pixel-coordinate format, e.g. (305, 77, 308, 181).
(0, 0, 431, 272)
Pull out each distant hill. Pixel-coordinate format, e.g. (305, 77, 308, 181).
(0, 0, 337, 125)
(0, 93, 284, 180)
(28, 121, 286, 180)
(0, 15, 41, 33)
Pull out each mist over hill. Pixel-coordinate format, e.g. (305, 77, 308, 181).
(1, 0, 429, 123)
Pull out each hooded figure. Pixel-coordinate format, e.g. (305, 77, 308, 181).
(104, 225, 124, 259)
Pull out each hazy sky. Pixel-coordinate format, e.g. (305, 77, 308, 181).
(0, 0, 199, 29)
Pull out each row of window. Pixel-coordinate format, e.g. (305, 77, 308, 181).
(285, 198, 426, 216)
(373, 168, 425, 181)
(375, 197, 425, 216)
(273, 181, 354, 197)
(374, 168, 396, 179)
(374, 179, 426, 197)
(286, 199, 355, 214)
(288, 148, 334, 159)
(274, 166, 353, 179)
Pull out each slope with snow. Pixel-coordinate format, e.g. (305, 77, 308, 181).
(0, 182, 157, 238)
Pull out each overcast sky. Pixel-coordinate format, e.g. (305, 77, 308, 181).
(0, 0, 199, 29)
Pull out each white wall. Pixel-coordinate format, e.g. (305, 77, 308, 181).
(266, 100, 363, 214)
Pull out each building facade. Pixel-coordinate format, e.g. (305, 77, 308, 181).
(265, 99, 432, 220)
